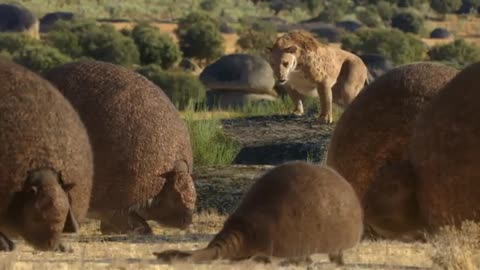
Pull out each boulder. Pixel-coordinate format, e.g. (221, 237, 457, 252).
(199, 53, 276, 96)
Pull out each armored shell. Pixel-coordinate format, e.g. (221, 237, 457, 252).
(221, 161, 363, 258)
(326, 62, 458, 201)
(410, 62, 480, 230)
(0, 58, 93, 224)
(44, 60, 194, 219)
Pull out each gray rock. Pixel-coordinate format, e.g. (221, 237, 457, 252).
(430, 27, 452, 39)
(0, 4, 38, 39)
(358, 53, 394, 79)
(199, 54, 276, 95)
(336, 20, 363, 32)
(206, 90, 278, 109)
(40, 12, 74, 33)
(222, 114, 334, 165)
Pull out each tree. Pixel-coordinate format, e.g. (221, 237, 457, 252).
(237, 20, 277, 56)
(430, 0, 462, 17)
(356, 6, 383, 27)
(131, 23, 181, 69)
(13, 45, 72, 73)
(318, 0, 354, 22)
(341, 28, 428, 64)
(176, 12, 224, 64)
(45, 20, 140, 66)
(428, 39, 480, 68)
(391, 11, 424, 34)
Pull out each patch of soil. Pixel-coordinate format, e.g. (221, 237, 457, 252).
(221, 114, 335, 165)
(194, 165, 273, 214)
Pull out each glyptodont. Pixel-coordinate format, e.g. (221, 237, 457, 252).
(326, 62, 459, 241)
(410, 61, 480, 232)
(0, 58, 93, 251)
(154, 161, 363, 265)
(44, 60, 196, 235)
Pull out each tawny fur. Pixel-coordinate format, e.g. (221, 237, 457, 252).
(44, 60, 196, 235)
(326, 62, 458, 240)
(269, 30, 369, 123)
(154, 161, 363, 265)
(0, 58, 93, 251)
(410, 62, 480, 231)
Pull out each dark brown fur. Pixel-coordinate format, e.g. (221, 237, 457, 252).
(0, 58, 93, 251)
(326, 62, 458, 240)
(410, 62, 480, 231)
(44, 60, 195, 234)
(154, 162, 363, 265)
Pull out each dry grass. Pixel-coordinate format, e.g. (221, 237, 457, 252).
(429, 221, 480, 270)
(424, 14, 480, 46)
(11, 207, 480, 269)
(0, 210, 438, 270)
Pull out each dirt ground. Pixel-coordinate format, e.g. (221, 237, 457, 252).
(1, 165, 436, 270)
(0, 215, 434, 270)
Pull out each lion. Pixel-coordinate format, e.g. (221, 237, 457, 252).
(268, 30, 370, 123)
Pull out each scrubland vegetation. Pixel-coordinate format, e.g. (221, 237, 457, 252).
(2, 1, 480, 269)
(0, 0, 477, 168)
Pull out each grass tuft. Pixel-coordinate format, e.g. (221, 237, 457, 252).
(183, 103, 241, 167)
(429, 220, 480, 270)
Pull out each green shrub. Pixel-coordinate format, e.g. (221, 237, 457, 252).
(342, 28, 427, 64)
(317, 0, 354, 23)
(45, 30, 83, 58)
(391, 11, 424, 34)
(131, 23, 181, 69)
(0, 50, 12, 60)
(13, 45, 72, 73)
(396, 0, 428, 8)
(428, 39, 480, 68)
(136, 64, 206, 110)
(376, 1, 397, 23)
(175, 11, 218, 36)
(430, 0, 462, 16)
(45, 20, 140, 66)
(237, 20, 277, 56)
(183, 106, 240, 166)
(0, 33, 40, 54)
(80, 24, 140, 66)
(356, 6, 384, 27)
(200, 0, 218, 11)
(304, 0, 324, 15)
(177, 19, 224, 64)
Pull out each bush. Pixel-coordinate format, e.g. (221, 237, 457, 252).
(356, 6, 384, 27)
(177, 19, 224, 64)
(45, 20, 140, 66)
(44, 30, 83, 58)
(341, 28, 428, 64)
(136, 64, 206, 110)
(200, 0, 218, 11)
(376, 1, 397, 23)
(391, 11, 424, 34)
(131, 23, 181, 69)
(396, 0, 428, 8)
(183, 107, 240, 166)
(13, 45, 72, 73)
(175, 11, 218, 36)
(0, 33, 40, 54)
(430, 0, 462, 15)
(237, 20, 277, 56)
(428, 39, 480, 68)
(317, 0, 354, 22)
(304, 0, 324, 15)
